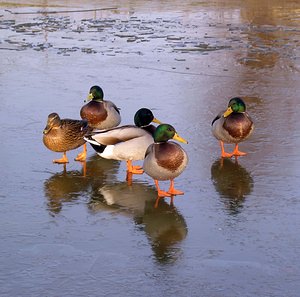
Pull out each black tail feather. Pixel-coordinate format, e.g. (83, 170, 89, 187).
(89, 142, 107, 154)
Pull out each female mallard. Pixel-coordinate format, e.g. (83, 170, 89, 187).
(80, 85, 121, 130)
(212, 97, 254, 158)
(143, 124, 188, 197)
(84, 108, 161, 174)
(43, 113, 92, 164)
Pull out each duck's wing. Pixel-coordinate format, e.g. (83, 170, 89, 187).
(144, 143, 154, 158)
(86, 125, 148, 146)
(104, 100, 120, 114)
(245, 112, 254, 123)
(211, 110, 224, 126)
(62, 119, 89, 132)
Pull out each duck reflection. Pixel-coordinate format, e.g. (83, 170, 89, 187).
(43, 154, 120, 214)
(211, 158, 254, 215)
(88, 181, 188, 264)
(136, 200, 188, 264)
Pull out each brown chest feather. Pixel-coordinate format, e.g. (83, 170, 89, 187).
(155, 142, 184, 172)
(223, 113, 253, 139)
(80, 101, 107, 125)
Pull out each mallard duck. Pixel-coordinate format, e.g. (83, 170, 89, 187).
(80, 85, 121, 130)
(84, 108, 161, 174)
(43, 113, 92, 163)
(143, 124, 188, 197)
(212, 97, 254, 158)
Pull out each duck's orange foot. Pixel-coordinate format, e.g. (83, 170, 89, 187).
(221, 152, 233, 158)
(53, 153, 69, 164)
(75, 152, 87, 162)
(232, 144, 247, 156)
(168, 189, 184, 195)
(75, 144, 87, 162)
(126, 161, 143, 174)
(157, 190, 171, 197)
(53, 158, 69, 164)
(129, 166, 144, 174)
(52, 158, 69, 164)
(133, 165, 142, 170)
(167, 180, 184, 195)
(232, 150, 247, 156)
(220, 141, 233, 158)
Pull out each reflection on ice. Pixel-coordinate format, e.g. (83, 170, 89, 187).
(211, 157, 254, 215)
(44, 155, 120, 214)
(136, 200, 188, 264)
(44, 164, 88, 214)
(89, 181, 188, 263)
(2, 0, 300, 295)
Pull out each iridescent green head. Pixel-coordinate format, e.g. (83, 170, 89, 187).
(224, 97, 246, 117)
(134, 108, 161, 127)
(154, 124, 188, 144)
(86, 85, 104, 102)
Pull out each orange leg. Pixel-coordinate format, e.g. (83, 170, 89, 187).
(82, 161, 87, 177)
(220, 141, 232, 158)
(126, 160, 143, 174)
(219, 157, 224, 168)
(53, 152, 69, 164)
(154, 180, 171, 197)
(232, 143, 247, 156)
(75, 144, 87, 162)
(126, 171, 133, 186)
(154, 196, 161, 208)
(167, 179, 184, 195)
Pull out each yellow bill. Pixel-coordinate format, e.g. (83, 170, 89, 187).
(173, 132, 188, 144)
(223, 106, 233, 118)
(84, 92, 94, 103)
(152, 117, 162, 124)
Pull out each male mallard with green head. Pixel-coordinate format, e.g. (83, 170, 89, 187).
(212, 97, 254, 158)
(43, 113, 92, 163)
(84, 108, 161, 174)
(143, 124, 188, 197)
(80, 85, 121, 130)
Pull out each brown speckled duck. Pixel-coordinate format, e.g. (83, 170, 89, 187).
(80, 85, 121, 130)
(143, 124, 188, 197)
(43, 112, 92, 164)
(212, 97, 254, 158)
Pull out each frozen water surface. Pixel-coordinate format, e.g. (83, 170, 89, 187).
(0, 1, 300, 296)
